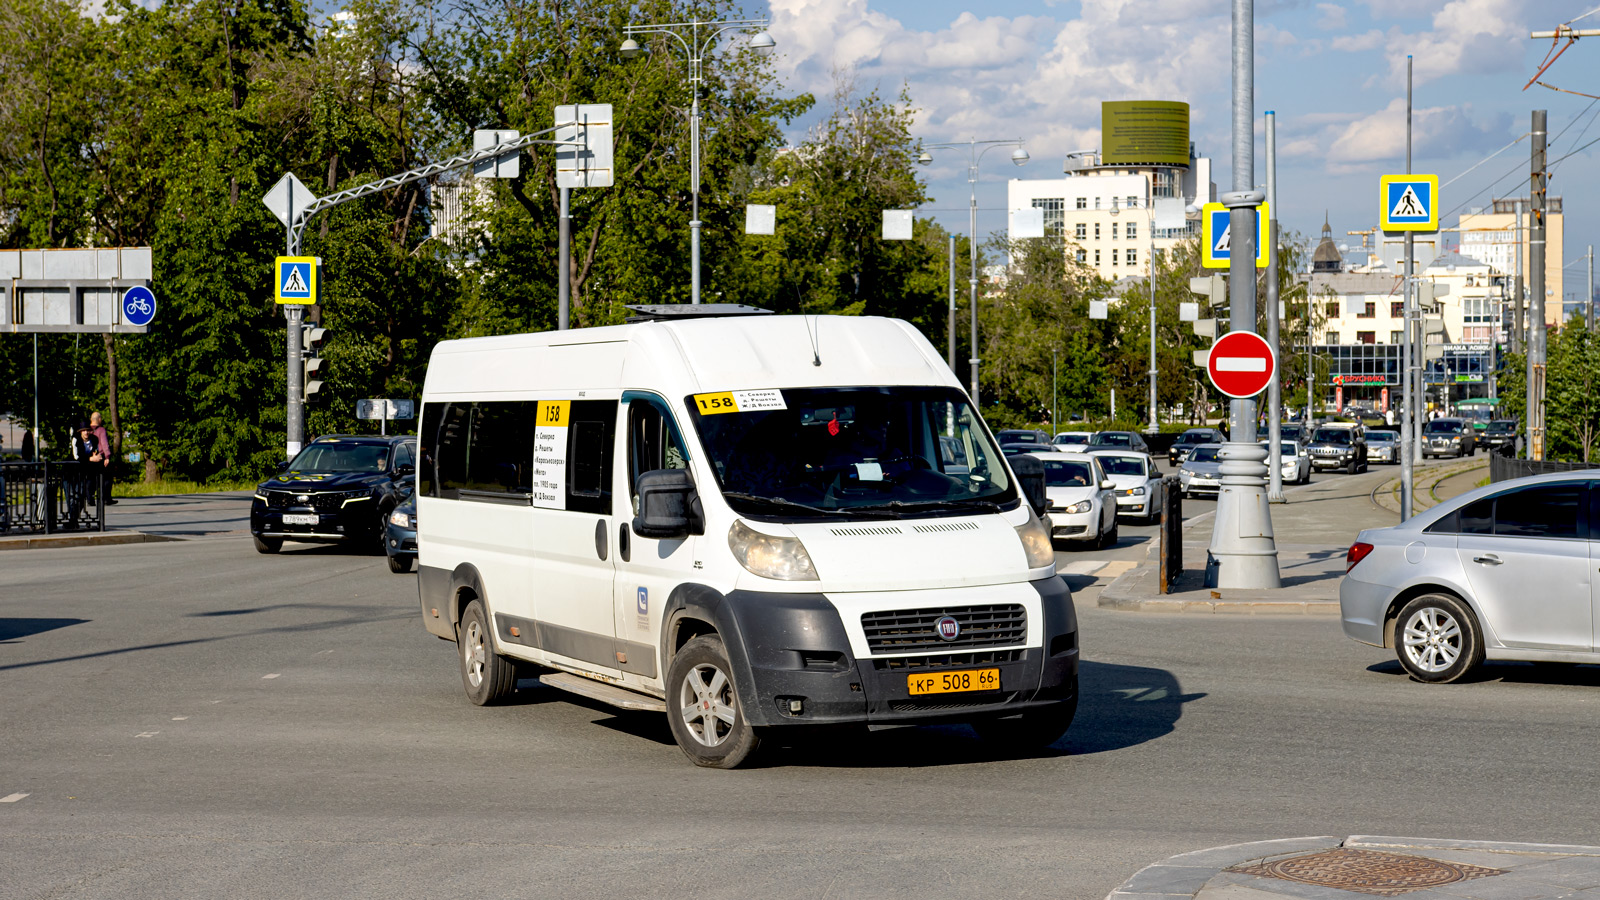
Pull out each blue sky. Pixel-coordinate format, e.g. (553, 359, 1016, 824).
(766, 0, 1600, 296)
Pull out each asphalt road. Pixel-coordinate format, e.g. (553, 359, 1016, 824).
(4, 464, 1597, 900)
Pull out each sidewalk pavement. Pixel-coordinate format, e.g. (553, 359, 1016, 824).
(1106, 835, 1600, 900)
(0, 490, 250, 550)
(1101, 463, 1415, 614)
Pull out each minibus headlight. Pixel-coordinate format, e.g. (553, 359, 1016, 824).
(1015, 509, 1055, 569)
(728, 520, 819, 581)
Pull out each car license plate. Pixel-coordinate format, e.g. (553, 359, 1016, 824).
(907, 668, 1000, 696)
(282, 514, 319, 525)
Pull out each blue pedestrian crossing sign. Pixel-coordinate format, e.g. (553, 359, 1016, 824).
(275, 256, 317, 305)
(1380, 174, 1438, 232)
(1200, 201, 1269, 270)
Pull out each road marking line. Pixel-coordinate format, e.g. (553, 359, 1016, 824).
(172, 716, 188, 721)
(135, 732, 158, 738)
(1215, 357, 1267, 372)
(0, 793, 29, 803)
(262, 674, 280, 679)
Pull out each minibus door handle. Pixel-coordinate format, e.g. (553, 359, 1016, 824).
(619, 523, 631, 563)
(594, 519, 608, 561)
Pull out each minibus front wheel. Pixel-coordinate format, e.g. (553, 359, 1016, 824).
(666, 634, 762, 769)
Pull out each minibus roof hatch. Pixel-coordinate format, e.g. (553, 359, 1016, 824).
(625, 304, 773, 323)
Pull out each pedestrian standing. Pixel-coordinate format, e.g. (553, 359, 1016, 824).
(89, 412, 116, 505)
(67, 422, 103, 527)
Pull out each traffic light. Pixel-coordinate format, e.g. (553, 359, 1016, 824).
(1188, 275, 1225, 340)
(303, 325, 328, 401)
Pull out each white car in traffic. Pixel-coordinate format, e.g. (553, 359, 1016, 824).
(1032, 451, 1119, 548)
(1087, 450, 1162, 522)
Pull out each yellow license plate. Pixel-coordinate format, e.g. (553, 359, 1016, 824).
(907, 668, 1000, 696)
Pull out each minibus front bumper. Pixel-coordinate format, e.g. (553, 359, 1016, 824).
(701, 577, 1078, 729)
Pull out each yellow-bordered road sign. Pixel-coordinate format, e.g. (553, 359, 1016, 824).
(275, 256, 317, 305)
(1379, 174, 1438, 232)
(1201, 202, 1269, 269)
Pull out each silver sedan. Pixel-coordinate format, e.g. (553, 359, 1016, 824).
(1339, 471, 1599, 683)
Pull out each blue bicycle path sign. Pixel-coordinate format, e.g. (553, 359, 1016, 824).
(123, 285, 157, 327)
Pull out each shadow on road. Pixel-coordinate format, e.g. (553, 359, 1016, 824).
(1367, 658, 1600, 686)
(1062, 659, 1205, 755)
(0, 617, 89, 643)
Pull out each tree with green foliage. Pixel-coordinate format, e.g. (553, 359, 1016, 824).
(1544, 320, 1600, 462)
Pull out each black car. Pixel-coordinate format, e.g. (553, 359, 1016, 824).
(1089, 431, 1151, 454)
(1422, 417, 1477, 459)
(1170, 427, 1225, 464)
(1307, 423, 1367, 474)
(384, 490, 418, 573)
(251, 435, 417, 554)
(1481, 418, 1519, 452)
(996, 429, 1052, 446)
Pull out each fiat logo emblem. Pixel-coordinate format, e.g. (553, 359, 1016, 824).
(935, 616, 961, 642)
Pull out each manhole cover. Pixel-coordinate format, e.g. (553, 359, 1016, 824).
(1229, 848, 1504, 897)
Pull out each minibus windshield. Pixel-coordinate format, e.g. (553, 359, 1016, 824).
(686, 386, 1016, 519)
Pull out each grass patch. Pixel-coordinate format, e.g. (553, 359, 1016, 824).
(112, 479, 259, 498)
(1474, 475, 1491, 489)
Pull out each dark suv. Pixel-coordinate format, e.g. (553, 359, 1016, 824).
(1422, 417, 1477, 459)
(250, 435, 416, 554)
(1481, 419, 1519, 453)
(1307, 423, 1367, 474)
(1170, 427, 1225, 465)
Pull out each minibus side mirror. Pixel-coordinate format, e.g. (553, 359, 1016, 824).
(1008, 454, 1048, 518)
(633, 469, 703, 539)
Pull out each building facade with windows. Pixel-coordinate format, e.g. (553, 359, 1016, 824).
(1006, 149, 1215, 282)
(1458, 197, 1564, 328)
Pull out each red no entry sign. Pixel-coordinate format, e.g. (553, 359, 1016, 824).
(1207, 331, 1277, 398)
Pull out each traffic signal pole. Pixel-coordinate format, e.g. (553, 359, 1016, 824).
(1208, 0, 1281, 590)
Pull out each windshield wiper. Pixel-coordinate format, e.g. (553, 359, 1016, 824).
(720, 492, 897, 519)
(849, 498, 1002, 516)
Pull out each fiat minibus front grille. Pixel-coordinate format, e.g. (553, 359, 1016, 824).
(860, 604, 1026, 653)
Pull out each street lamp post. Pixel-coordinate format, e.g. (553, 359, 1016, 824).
(918, 139, 1029, 407)
(621, 18, 775, 304)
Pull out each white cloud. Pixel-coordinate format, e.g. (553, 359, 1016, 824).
(1315, 3, 1347, 30)
(1331, 29, 1385, 53)
(1383, 0, 1528, 85)
(1277, 97, 1507, 172)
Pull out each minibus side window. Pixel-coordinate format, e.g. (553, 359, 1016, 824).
(627, 397, 690, 513)
(463, 402, 535, 496)
(418, 403, 444, 497)
(434, 403, 473, 500)
(565, 400, 616, 515)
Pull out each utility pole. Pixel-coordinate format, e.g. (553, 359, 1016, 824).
(1588, 244, 1594, 331)
(948, 234, 957, 371)
(1529, 109, 1548, 461)
(1052, 347, 1059, 430)
(1208, 0, 1280, 589)
(1400, 56, 1415, 519)
(1513, 200, 1524, 356)
(1265, 110, 1284, 503)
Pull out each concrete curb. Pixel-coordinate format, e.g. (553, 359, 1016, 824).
(1105, 835, 1600, 900)
(0, 530, 181, 551)
(1098, 557, 1341, 615)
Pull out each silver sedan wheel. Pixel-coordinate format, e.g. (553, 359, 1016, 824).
(462, 618, 488, 690)
(678, 663, 737, 747)
(1402, 606, 1463, 673)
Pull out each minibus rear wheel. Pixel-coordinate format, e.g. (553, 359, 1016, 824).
(666, 635, 762, 769)
(458, 600, 516, 705)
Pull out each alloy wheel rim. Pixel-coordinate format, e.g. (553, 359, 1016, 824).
(1402, 606, 1463, 673)
(464, 619, 486, 688)
(678, 663, 736, 747)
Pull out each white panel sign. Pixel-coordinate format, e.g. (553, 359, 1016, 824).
(1154, 198, 1188, 231)
(1179, 301, 1199, 322)
(1089, 300, 1109, 320)
(531, 401, 570, 510)
(882, 210, 913, 241)
(555, 104, 614, 188)
(262, 172, 318, 227)
(745, 204, 776, 235)
(1010, 207, 1045, 239)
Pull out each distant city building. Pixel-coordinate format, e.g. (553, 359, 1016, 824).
(1458, 197, 1564, 329)
(1006, 147, 1215, 282)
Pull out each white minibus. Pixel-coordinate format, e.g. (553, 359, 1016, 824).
(415, 307, 1077, 767)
